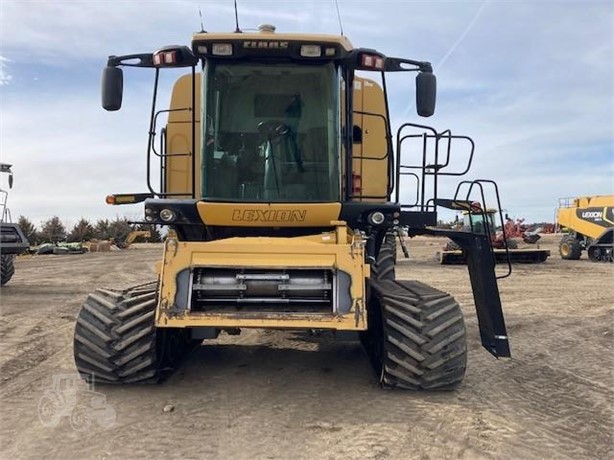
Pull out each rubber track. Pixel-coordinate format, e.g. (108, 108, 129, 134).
(73, 281, 163, 384)
(366, 279, 467, 390)
(372, 233, 396, 281)
(0, 255, 15, 286)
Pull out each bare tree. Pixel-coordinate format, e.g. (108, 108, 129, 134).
(39, 216, 67, 243)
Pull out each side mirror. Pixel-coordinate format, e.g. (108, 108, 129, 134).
(8, 172, 13, 189)
(416, 72, 436, 117)
(102, 66, 123, 111)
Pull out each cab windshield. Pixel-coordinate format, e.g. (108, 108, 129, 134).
(464, 212, 496, 234)
(201, 61, 340, 202)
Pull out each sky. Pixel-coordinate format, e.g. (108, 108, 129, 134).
(0, 0, 612, 229)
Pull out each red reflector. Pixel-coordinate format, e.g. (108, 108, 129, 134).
(105, 195, 116, 205)
(153, 51, 177, 66)
(352, 173, 362, 194)
(361, 54, 374, 68)
(164, 51, 177, 64)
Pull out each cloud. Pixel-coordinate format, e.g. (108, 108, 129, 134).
(0, 0, 612, 227)
(0, 56, 13, 85)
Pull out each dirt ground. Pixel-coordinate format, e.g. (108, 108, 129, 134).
(0, 234, 612, 460)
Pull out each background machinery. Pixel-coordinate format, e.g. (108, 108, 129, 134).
(0, 163, 29, 286)
(73, 24, 511, 390)
(439, 208, 550, 264)
(556, 195, 614, 262)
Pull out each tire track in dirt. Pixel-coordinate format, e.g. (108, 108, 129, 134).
(2, 237, 612, 460)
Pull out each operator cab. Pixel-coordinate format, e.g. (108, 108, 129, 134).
(202, 61, 339, 202)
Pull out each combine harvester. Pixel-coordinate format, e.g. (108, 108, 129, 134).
(557, 195, 614, 262)
(439, 208, 550, 265)
(0, 164, 29, 285)
(73, 23, 512, 389)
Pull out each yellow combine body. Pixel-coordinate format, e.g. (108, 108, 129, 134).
(156, 224, 368, 331)
(73, 24, 512, 390)
(557, 195, 614, 261)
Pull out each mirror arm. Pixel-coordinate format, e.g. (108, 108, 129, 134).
(106, 53, 155, 68)
(384, 57, 433, 73)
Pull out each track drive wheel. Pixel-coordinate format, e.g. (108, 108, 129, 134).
(559, 236, 582, 260)
(362, 279, 467, 390)
(73, 281, 198, 384)
(372, 233, 397, 280)
(0, 255, 15, 286)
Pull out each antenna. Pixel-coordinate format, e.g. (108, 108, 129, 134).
(198, 5, 206, 33)
(234, 0, 242, 33)
(334, 0, 344, 36)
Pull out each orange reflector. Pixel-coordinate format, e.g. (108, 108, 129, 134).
(105, 195, 116, 205)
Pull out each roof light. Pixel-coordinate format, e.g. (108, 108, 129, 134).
(374, 57, 385, 69)
(212, 43, 233, 56)
(300, 45, 322, 57)
(325, 47, 336, 57)
(197, 45, 208, 54)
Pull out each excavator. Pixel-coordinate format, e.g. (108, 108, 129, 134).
(557, 195, 614, 262)
(73, 24, 511, 390)
(438, 208, 550, 264)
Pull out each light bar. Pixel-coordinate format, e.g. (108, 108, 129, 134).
(212, 43, 233, 56)
(300, 45, 322, 57)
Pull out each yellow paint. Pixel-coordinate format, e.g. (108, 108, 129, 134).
(557, 195, 614, 239)
(155, 226, 370, 331)
(197, 202, 342, 227)
(353, 77, 389, 201)
(165, 74, 201, 198)
(192, 31, 354, 52)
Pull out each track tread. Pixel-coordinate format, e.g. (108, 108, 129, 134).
(364, 279, 467, 390)
(74, 282, 165, 384)
(372, 233, 397, 280)
(1, 255, 16, 286)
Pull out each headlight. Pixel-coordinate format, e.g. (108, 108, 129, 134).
(159, 208, 177, 223)
(368, 211, 386, 225)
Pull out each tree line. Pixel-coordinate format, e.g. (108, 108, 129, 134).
(17, 216, 162, 246)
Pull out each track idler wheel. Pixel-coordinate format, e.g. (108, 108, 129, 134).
(362, 279, 467, 390)
(73, 281, 199, 384)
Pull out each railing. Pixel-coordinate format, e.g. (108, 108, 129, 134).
(0, 189, 10, 223)
(448, 179, 512, 279)
(147, 107, 194, 198)
(395, 123, 475, 214)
